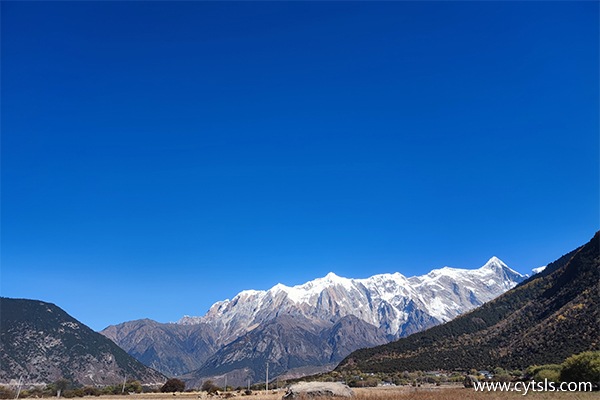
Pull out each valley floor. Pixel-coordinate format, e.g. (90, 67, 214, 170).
(89, 386, 596, 400)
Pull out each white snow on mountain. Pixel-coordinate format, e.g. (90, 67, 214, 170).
(178, 257, 526, 344)
(532, 265, 547, 274)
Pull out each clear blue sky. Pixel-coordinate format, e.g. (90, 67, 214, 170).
(1, 1, 598, 331)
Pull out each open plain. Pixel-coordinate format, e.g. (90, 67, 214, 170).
(85, 386, 597, 400)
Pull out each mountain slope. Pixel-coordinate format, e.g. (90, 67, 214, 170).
(183, 314, 389, 388)
(0, 298, 165, 385)
(103, 257, 525, 383)
(336, 232, 599, 373)
(101, 319, 218, 377)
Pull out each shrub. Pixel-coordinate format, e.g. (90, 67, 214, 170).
(161, 378, 185, 393)
(124, 380, 142, 393)
(25, 387, 46, 398)
(82, 386, 100, 396)
(536, 368, 561, 383)
(0, 386, 15, 399)
(141, 385, 159, 393)
(560, 351, 600, 386)
(62, 388, 85, 398)
(201, 380, 220, 394)
(527, 364, 562, 382)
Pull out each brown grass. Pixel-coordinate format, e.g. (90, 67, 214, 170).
(92, 387, 598, 400)
(353, 386, 597, 399)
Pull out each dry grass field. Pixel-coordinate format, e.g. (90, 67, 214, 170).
(91, 386, 597, 400)
(351, 386, 597, 400)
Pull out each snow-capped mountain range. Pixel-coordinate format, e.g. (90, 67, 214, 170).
(103, 257, 525, 385)
(178, 256, 523, 341)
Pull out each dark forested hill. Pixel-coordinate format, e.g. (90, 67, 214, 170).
(336, 232, 599, 373)
(0, 298, 165, 385)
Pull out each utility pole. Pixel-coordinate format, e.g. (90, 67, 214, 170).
(265, 362, 269, 392)
(14, 376, 23, 399)
(224, 375, 227, 392)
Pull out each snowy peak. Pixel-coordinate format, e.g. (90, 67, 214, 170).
(301, 271, 353, 289)
(267, 272, 356, 305)
(423, 257, 521, 281)
(324, 271, 342, 280)
(422, 257, 511, 281)
(484, 255, 506, 267)
(481, 256, 511, 273)
(480, 257, 524, 285)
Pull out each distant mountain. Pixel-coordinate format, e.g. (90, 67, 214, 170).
(0, 298, 165, 386)
(336, 232, 599, 373)
(101, 319, 218, 377)
(103, 257, 525, 385)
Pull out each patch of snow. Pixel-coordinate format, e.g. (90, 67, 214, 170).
(532, 265, 547, 274)
(426, 297, 451, 321)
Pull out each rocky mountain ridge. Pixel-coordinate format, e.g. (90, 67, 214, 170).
(179, 257, 523, 339)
